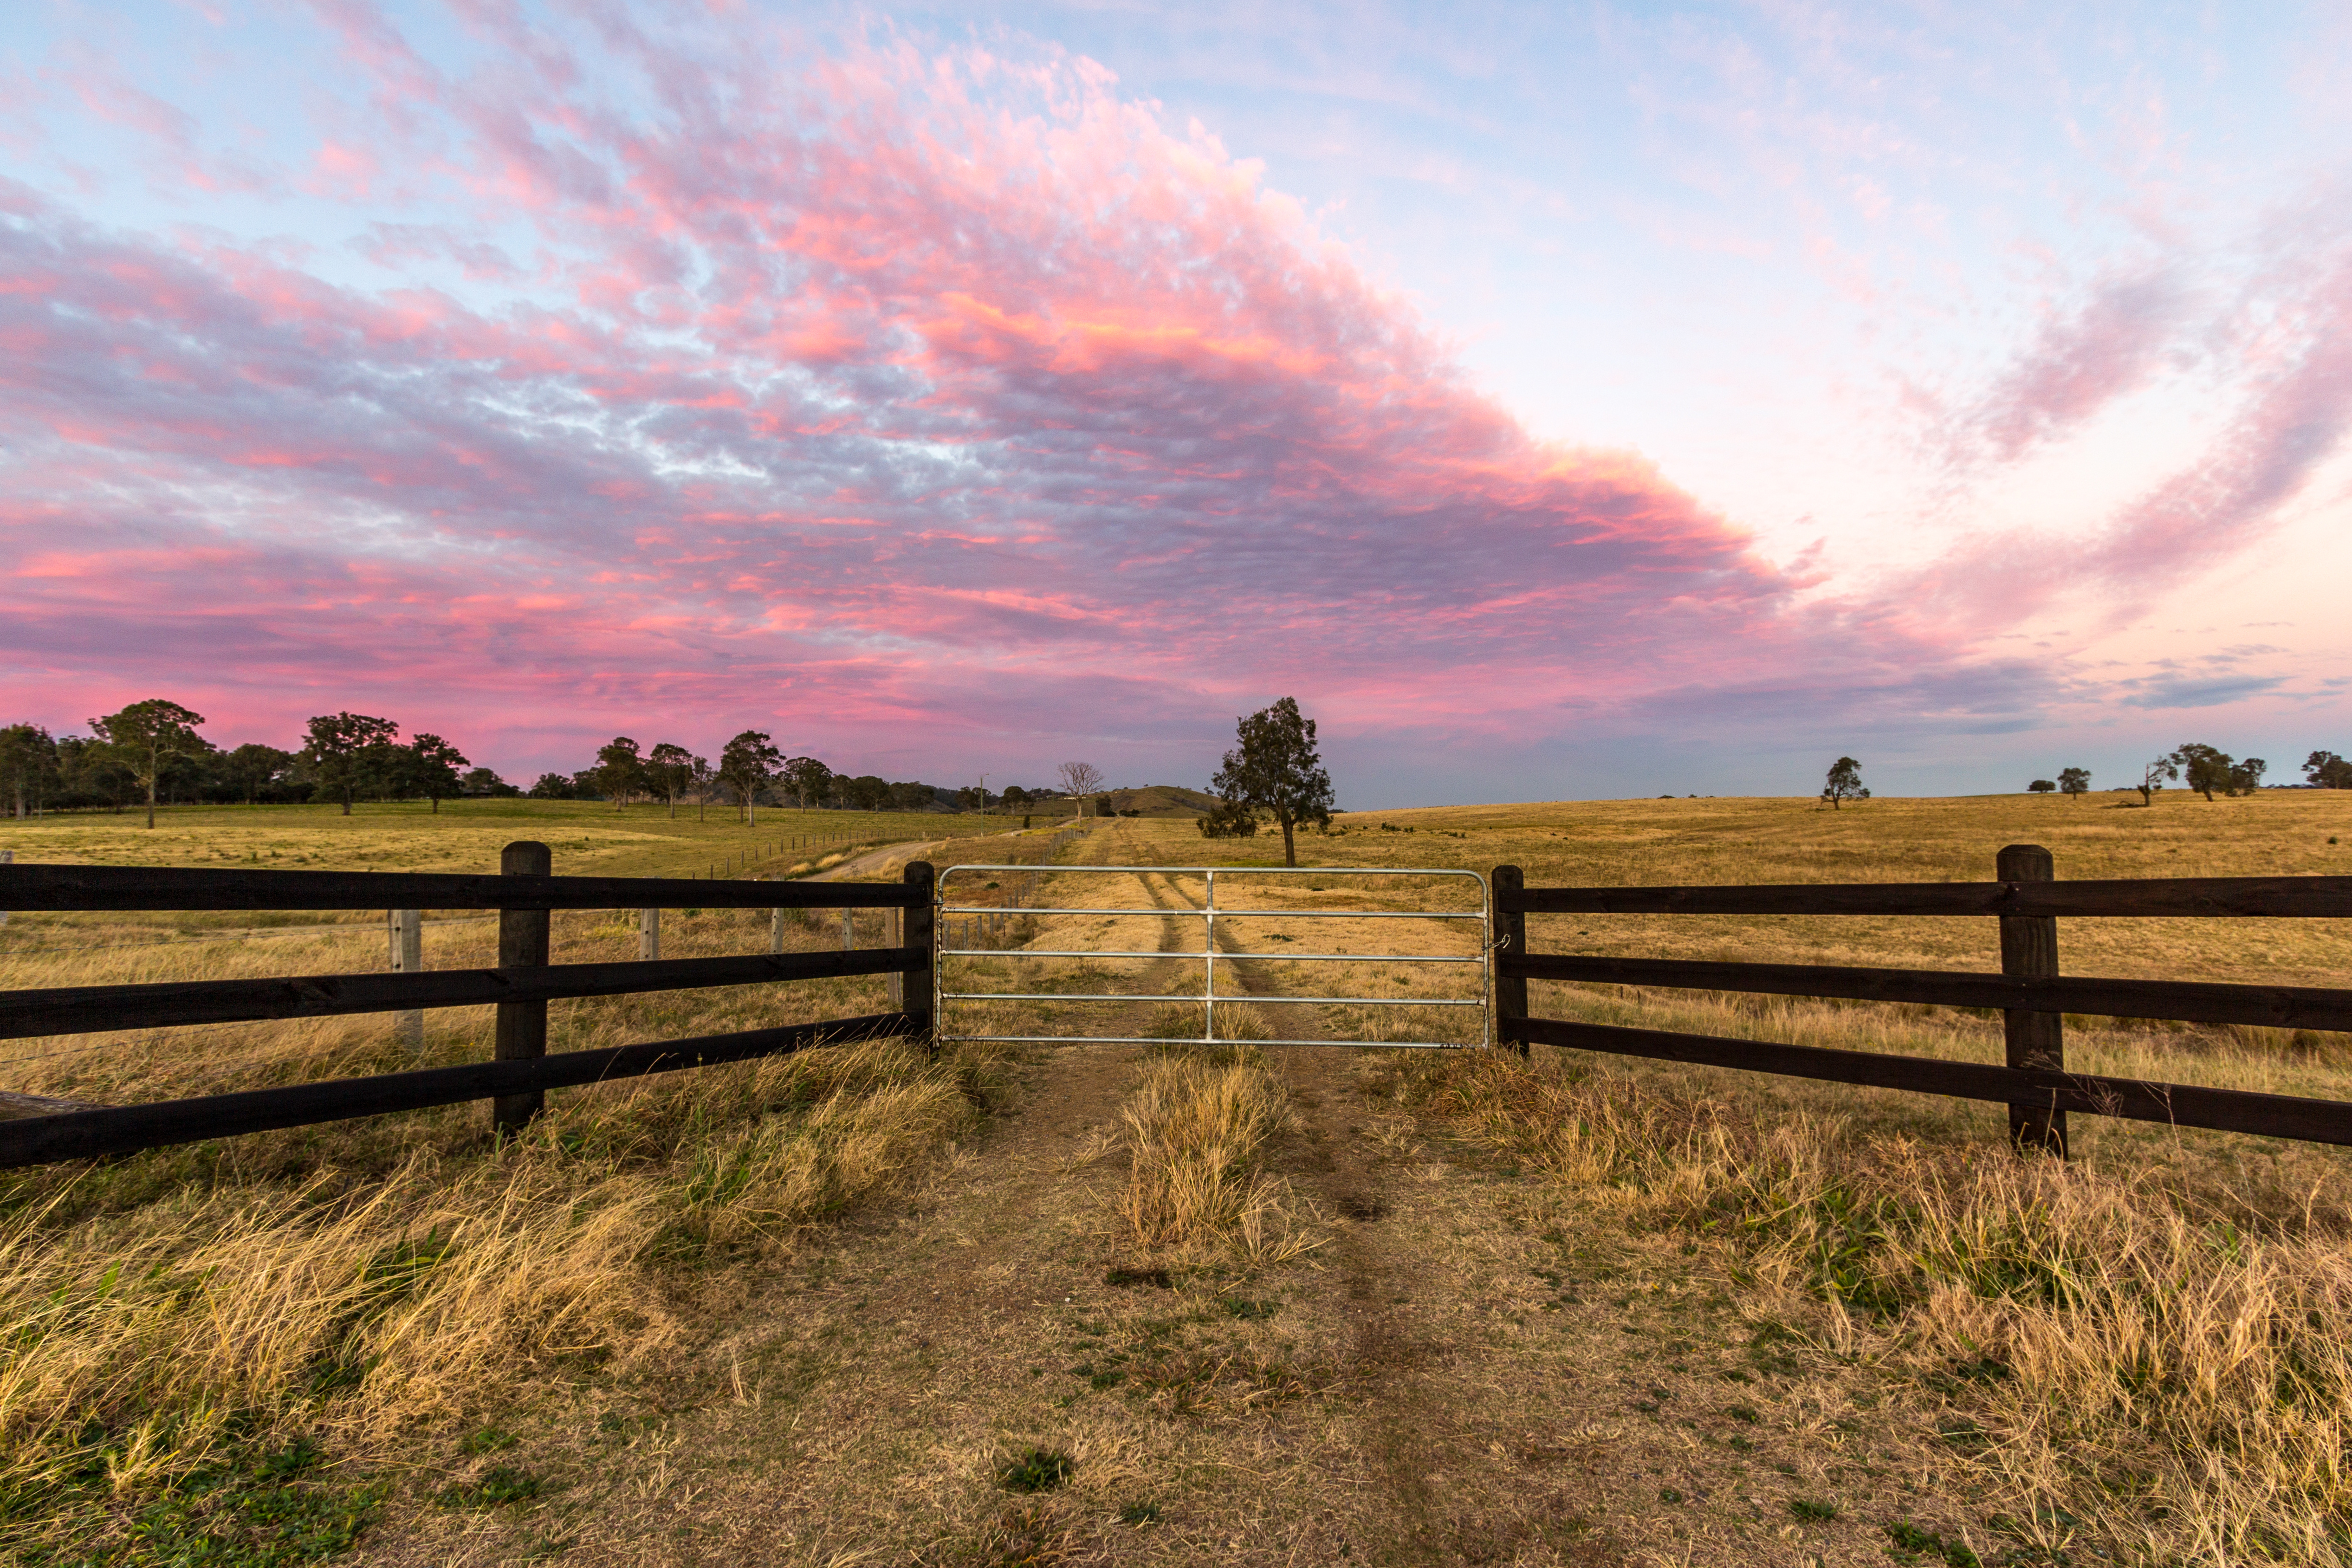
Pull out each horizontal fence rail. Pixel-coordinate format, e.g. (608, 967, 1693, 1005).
(1517, 1017, 2352, 1147)
(1, 947, 918, 1040)
(0, 1012, 912, 1168)
(0, 862, 925, 913)
(1509, 954, 2352, 1034)
(1494, 853, 2352, 1157)
(1507, 875, 2352, 920)
(0, 844, 939, 1168)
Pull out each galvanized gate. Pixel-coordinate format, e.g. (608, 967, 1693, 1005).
(934, 864, 1491, 1050)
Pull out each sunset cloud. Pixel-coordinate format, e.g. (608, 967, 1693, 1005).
(2, 3, 2345, 798)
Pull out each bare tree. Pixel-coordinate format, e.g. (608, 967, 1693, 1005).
(1057, 760, 1104, 817)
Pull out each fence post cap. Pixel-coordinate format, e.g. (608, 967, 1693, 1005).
(1996, 843, 2054, 879)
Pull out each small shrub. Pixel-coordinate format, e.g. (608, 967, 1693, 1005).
(997, 1447, 1074, 1494)
(437, 1465, 542, 1508)
(1886, 1522, 1982, 1567)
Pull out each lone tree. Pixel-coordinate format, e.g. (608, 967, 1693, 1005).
(1208, 696, 1335, 868)
(719, 730, 783, 825)
(1057, 761, 1105, 818)
(402, 733, 469, 813)
(91, 700, 210, 829)
(2028, 778, 2056, 794)
(2058, 766, 2092, 801)
(2307, 750, 2352, 789)
(303, 713, 400, 816)
(1821, 756, 1868, 810)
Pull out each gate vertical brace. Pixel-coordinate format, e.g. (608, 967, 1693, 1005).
(492, 841, 551, 1134)
(1492, 864, 1529, 1057)
(1203, 868, 1218, 1045)
(1998, 843, 2067, 1158)
(903, 861, 936, 1053)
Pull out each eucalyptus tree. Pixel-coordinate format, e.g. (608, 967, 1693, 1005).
(92, 699, 211, 828)
(1206, 697, 1335, 868)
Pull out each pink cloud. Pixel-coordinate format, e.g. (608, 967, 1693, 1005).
(1949, 267, 2191, 466)
(0, 10, 2014, 786)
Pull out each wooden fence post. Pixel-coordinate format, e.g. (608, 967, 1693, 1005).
(638, 907, 660, 961)
(770, 906, 785, 954)
(1998, 843, 2067, 1158)
(387, 907, 423, 1052)
(901, 862, 936, 1047)
(493, 841, 551, 1135)
(1492, 864, 1529, 1056)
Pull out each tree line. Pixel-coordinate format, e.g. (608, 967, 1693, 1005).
(0, 701, 1093, 828)
(0, 702, 485, 825)
(528, 732, 1074, 824)
(2112, 744, 2347, 803)
(1823, 741, 2352, 812)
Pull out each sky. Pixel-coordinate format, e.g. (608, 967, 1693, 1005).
(4, 1, 2349, 807)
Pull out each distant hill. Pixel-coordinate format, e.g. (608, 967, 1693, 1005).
(1098, 784, 1218, 817)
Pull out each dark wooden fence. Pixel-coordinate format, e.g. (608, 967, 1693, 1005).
(0, 843, 936, 1168)
(1492, 847, 2352, 1155)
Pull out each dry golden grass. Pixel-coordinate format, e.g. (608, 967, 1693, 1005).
(0, 804, 1055, 1562)
(1076, 807, 2352, 1562)
(0, 1034, 990, 1559)
(1114, 1047, 1321, 1264)
(1402, 1048, 2352, 1563)
(7, 794, 2350, 1563)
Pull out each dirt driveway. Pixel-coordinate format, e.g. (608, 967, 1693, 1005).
(368, 821, 1942, 1568)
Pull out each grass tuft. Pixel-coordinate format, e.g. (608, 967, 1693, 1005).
(996, 1446, 1074, 1494)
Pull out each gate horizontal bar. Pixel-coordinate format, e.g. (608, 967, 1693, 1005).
(938, 991, 1482, 1006)
(938, 1034, 1476, 1050)
(1225, 995, 1483, 1007)
(941, 990, 1207, 1004)
(940, 864, 1487, 877)
(942, 905, 1483, 919)
(941, 948, 1481, 963)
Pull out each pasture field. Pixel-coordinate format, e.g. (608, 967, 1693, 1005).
(1, 791, 2348, 1566)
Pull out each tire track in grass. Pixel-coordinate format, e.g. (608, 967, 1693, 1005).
(1131, 849, 1532, 1558)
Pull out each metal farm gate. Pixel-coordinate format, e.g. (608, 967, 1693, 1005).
(933, 865, 1493, 1050)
